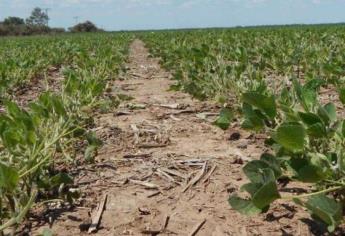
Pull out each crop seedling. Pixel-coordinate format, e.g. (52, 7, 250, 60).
(228, 78, 345, 232)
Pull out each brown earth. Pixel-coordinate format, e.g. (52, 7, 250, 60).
(31, 40, 335, 236)
(13, 66, 63, 107)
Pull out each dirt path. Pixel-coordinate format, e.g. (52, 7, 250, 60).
(34, 40, 314, 236)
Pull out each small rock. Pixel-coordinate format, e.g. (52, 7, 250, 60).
(138, 207, 151, 215)
(231, 157, 244, 165)
(229, 132, 241, 141)
(226, 187, 236, 193)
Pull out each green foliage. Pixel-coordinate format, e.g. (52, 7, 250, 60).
(214, 107, 233, 130)
(228, 196, 261, 216)
(0, 163, 19, 191)
(338, 88, 345, 105)
(0, 32, 132, 232)
(26, 7, 49, 26)
(303, 194, 342, 232)
(69, 21, 102, 33)
(232, 80, 345, 231)
(274, 122, 306, 152)
(229, 167, 280, 214)
(3, 17, 25, 26)
(0, 33, 130, 98)
(141, 27, 345, 232)
(242, 92, 276, 119)
(142, 26, 345, 104)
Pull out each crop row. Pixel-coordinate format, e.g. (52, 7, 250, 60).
(0, 33, 130, 98)
(0, 33, 132, 233)
(143, 26, 345, 100)
(141, 26, 345, 231)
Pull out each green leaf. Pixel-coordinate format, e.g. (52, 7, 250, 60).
(243, 160, 270, 183)
(302, 89, 317, 111)
(1, 128, 23, 151)
(318, 103, 337, 125)
(228, 195, 261, 216)
(281, 105, 300, 122)
(214, 108, 233, 130)
(342, 120, 345, 137)
(298, 112, 323, 126)
(307, 123, 327, 138)
(280, 87, 293, 106)
(5, 100, 22, 118)
(234, 168, 280, 212)
(289, 154, 330, 183)
(260, 153, 282, 178)
(241, 117, 265, 131)
(293, 78, 303, 100)
(241, 183, 262, 197)
(50, 173, 73, 188)
(242, 92, 276, 119)
(51, 95, 66, 116)
(241, 103, 265, 131)
(303, 79, 325, 91)
(305, 194, 342, 232)
(297, 164, 326, 183)
(86, 132, 102, 146)
(29, 103, 49, 118)
(252, 181, 280, 209)
(72, 127, 86, 138)
(324, 103, 337, 123)
(275, 122, 306, 152)
(338, 88, 345, 105)
(0, 162, 19, 191)
(293, 79, 317, 111)
(26, 130, 37, 145)
(84, 145, 98, 163)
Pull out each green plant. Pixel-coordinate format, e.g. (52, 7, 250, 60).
(0, 93, 78, 232)
(0, 32, 132, 233)
(140, 27, 345, 231)
(229, 79, 345, 232)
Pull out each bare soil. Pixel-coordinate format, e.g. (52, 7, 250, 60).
(0, 66, 63, 114)
(31, 40, 333, 236)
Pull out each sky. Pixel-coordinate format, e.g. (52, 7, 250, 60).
(0, 0, 345, 30)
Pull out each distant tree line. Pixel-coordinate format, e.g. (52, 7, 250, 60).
(0, 7, 102, 36)
(69, 21, 103, 33)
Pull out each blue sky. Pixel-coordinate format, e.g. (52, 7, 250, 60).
(1, 0, 345, 30)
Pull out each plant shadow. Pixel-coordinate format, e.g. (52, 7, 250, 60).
(25, 205, 89, 233)
(301, 218, 345, 236)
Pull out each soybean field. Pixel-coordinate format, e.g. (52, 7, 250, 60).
(2, 25, 345, 235)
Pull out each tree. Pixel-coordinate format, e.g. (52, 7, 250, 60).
(3, 17, 25, 26)
(69, 21, 100, 33)
(26, 7, 49, 26)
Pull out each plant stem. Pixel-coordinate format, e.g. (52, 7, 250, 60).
(19, 126, 78, 178)
(281, 185, 344, 200)
(0, 190, 37, 232)
(37, 198, 64, 205)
